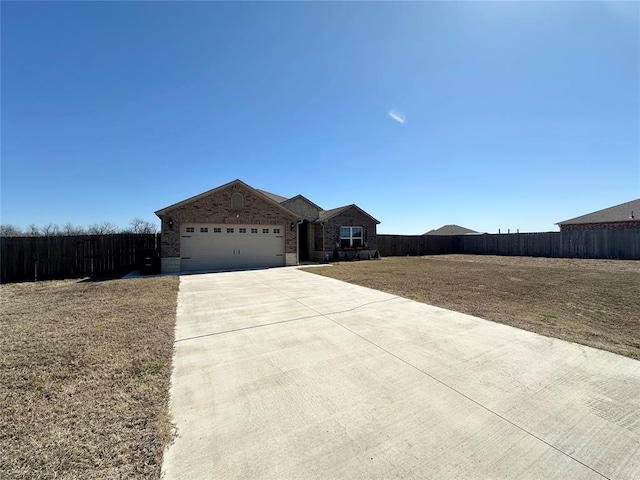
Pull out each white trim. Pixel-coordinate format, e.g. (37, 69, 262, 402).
(340, 226, 364, 248)
(179, 223, 285, 271)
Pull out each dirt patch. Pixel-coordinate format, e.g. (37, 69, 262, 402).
(0, 275, 179, 480)
(306, 255, 640, 360)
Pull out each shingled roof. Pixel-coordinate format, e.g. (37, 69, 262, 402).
(317, 204, 380, 224)
(424, 225, 479, 236)
(155, 179, 298, 218)
(256, 189, 289, 204)
(556, 199, 640, 225)
(255, 191, 379, 224)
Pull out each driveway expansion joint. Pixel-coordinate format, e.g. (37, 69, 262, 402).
(164, 269, 638, 480)
(256, 273, 613, 480)
(324, 315, 613, 480)
(174, 313, 324, 343)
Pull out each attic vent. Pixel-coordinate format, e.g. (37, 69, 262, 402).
(231, 192, 244, 210)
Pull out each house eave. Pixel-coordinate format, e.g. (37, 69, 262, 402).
(315, 204, 380, 224)
(154, 179, 300, 220)
(556, 219, 640, 226)
(281, 194, 323, 212)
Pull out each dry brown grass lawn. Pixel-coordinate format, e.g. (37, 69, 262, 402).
(0, 275, 179, 480)
(307, 255, 640, 360)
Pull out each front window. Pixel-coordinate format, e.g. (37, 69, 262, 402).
(340, 226, 363, 248)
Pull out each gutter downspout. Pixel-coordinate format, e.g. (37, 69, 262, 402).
(295, 218, 303, 265)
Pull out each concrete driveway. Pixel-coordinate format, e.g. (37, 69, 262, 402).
(162, 267, 640, 479)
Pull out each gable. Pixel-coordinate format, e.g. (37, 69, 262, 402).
(155, 179, 298, 220)
(281, 195, 322, 221)
(317, 204, 380, 225)
(317, 205, 379, 251)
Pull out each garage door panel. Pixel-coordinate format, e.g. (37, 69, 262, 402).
(180, 224, 285, 271)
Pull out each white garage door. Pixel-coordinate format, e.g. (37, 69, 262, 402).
(180, 224, 285, 271)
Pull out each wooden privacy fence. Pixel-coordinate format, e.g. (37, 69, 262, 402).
(1, 234, 160, 283)
(375, 235, 460, 256)
(377, 230, 640, 260)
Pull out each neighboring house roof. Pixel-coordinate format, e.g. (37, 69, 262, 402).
(154, 179, 299, 219)
(556, 199, 640, 225)
(424, 225, 479, 236)
(317, 204, 380, 224)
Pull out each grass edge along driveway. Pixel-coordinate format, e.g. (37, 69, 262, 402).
(306, 255, 640, 360)
(1, 275, 179, 480)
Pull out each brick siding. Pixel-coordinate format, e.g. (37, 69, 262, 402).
(314, 208, 378, 254)
(158, 182, 298, 259)
(560, 221, 640, 232)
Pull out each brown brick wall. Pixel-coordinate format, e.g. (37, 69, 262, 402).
(158, 183, 298, 258)
(560, 221, 640, 232)
(314, 208, 378, 253)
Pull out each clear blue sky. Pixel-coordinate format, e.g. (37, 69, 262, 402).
(2, 1, 638, 234)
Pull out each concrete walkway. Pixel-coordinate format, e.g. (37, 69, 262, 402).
(162, 267, 640, 479)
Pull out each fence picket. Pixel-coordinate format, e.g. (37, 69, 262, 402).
(377, 230, 640, 260)
(1, 234, 160, 283)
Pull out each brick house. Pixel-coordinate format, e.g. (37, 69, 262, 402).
(154, 179, 379, 273)
(556, 198, 640, 232)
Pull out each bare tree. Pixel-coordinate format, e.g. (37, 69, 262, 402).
(2, 220, 159, 237)
(128, 217, 158, 234)
(0, 224, 23, 237)
(87, 221, 119, 235)
(41, 223, 61, 236)
(26, 224, 41, 236)
(62, 223, 86, 236)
